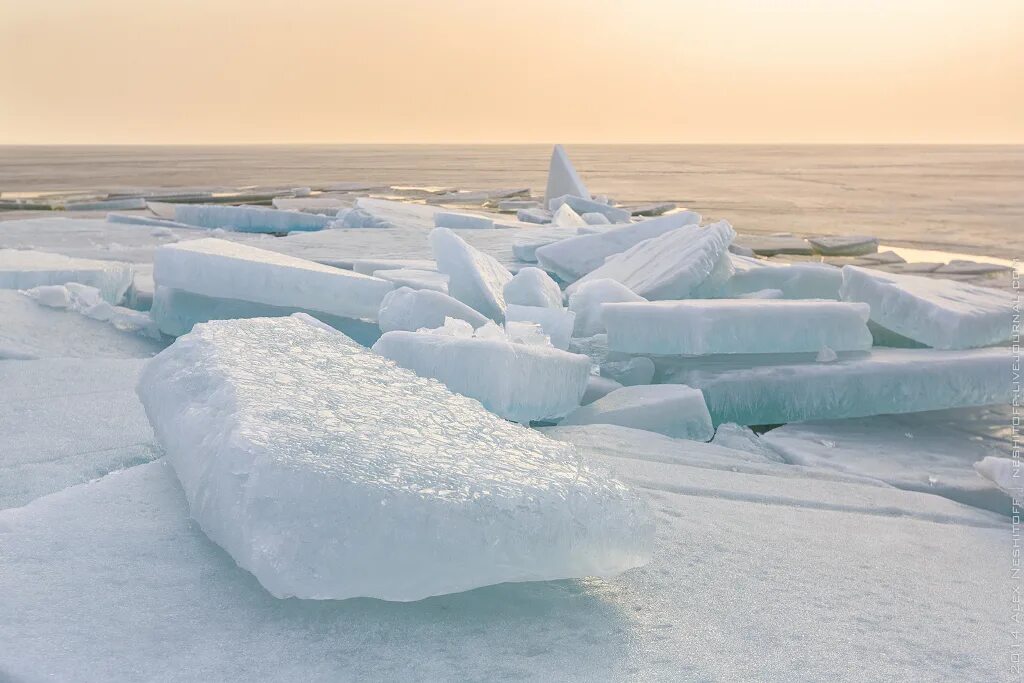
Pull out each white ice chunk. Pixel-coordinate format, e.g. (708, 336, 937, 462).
(22, 283, 162, 339)
(568, 279, 646, 337)
(535, 212, 702, 283)
(504, 320, 550, 346)
(839, 265, 1012, 349)
(566, 221, 735, 299)
(430, 228, 512, 321)
(505, 304, 575, 350)
(373, 268, 449, 293)
(543, 144, 589, 204)
(547, 195, 631, 224)
(604, 300, 872, 356)
(561, 385, 714, 441)
(582, 212, 612, 225)
(503, 267, 563, 308)
(423, 316, 475, 337)
(434, 212, 495, 230)
(137, 315, 650, 601)
(975, 457, 1021, 502)
(699, 255, 843, 300)
(373, 329, 591, 422)
(153, 238, 392, 323)
(551, 203, 587, 228)
(0, 249, 133, 304)
(173, 204, 332, 233)
(378, 287, 489, 333)
(582, 374, 623, 405)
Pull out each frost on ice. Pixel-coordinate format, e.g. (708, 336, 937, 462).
(136, 315, 652, 601)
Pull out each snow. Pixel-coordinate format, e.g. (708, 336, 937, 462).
(839, 265, 1013, 349)
(0, 248, 134, 304)
(547, 195, 631, 224)
(434, 211, 495, 230)
(373, 329, 591, 423)
(567, 221, 736, 299)
(667, 347, 1010, 426)
(503, 267, 563, 308)
(377, 287, 489, 333)
(568, 278, 646, 337)
(373, 267, 449, 293)
(603, 300, 872, 355)
(534, 212, 701, 282)
(808, 234, 879, 256)
(0, 358, 158, 509)
(543, 144, 589, 204)
(174, 204, 333, 233)
(505, 304, 575, 350)
(560, 385, 714, 441)
(153, 238, 393, 325)
(135, 315, 649, 601)
(430, 228, 512, 321)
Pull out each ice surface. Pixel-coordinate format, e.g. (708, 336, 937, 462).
(600, 357, 655, 387)
(0, 248, 134, 304)
(136, 315, 648, 600)
(373, 329, 591, 422)
(699, 255, 843, 299)
(174, 204, 333, 233)
(0, 358, 157, 509)
(551, 203, 587, 228)
(568, 278, 646, 337)
(974, 456, 1020, 502)
(808, 235, 879, 256)
(582, 374, 623, 405)
(272, 196, 350, 213)
(566, 221, 736, 299)
(582, 212, 611, 225)
(153, 238, 392, 323)
(670, 347, 1010, 426)
(543, 144, 589, 204)
(352, 257, 437, 275)
(434, 211, 495, 230)
(377, 287, 489, 333)
(560, 385, 714, 441)
(510, 228, 579, 263)
(603, 300, 872, 355)
(64, 197, 147, 211)
(430, 228, 512, 321)
(710, 423, 784, 462)
(106, 212, 196, 230)
(503, 267, 563, 308)
(505, 304, 575, 350)
(534, 212, 701, 282)
(839, 265, 1012, 349)
(547, 195, 631, 224)
(373, 267, 449, 293)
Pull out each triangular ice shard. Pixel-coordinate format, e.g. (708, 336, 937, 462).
(544, 145, 589, 204)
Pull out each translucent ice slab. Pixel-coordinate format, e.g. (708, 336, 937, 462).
(560, 384, 714, 441)
(174, 204, 333, 233)
(0, 248, 134, 304)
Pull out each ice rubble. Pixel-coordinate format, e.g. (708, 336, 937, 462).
(603, 300, 872, 355)
(505, 304, 575, 350)
(503, 267, 563, 308)
(548, 195, 631, 224)
(698, 255, 843, 299)
(137, 315, 649, 600)
(560, 385, 714, 441)
(534, 211, 701, 282)
(152, 238, 393, 330)
(174, 204, 333, 233)
(373, 327, 591, 423)
(543, 144, 589, 204)
(0, 248, 134, 304)
(839, 265, 1012, 349)
(22, 283, 161, 339)
(377, 287, 489, 333)
(430, 228, 512, 321)
(568, 279, 647, 337)
(566, 221, 736, 299)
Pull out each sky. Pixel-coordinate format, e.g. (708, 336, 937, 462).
(1, 0, 1021, 144)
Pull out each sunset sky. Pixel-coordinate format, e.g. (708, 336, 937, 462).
(1, 0, 1021, 144)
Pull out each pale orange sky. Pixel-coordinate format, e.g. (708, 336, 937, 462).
(1, 0, 1021, 144)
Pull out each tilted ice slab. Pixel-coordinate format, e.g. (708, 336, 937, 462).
(373, 329, 591, 422)
(505, 304, 575, 351)
(535, 212, 701, 282)
(672, 347, 1010, 426)
(698, 255, 843, 300)
(153, 238, 393, 323)
(0, 358, 158, 509)
(373, 268, 449, 293)
(352, 257, 437, 275)
(566, 221, 736, 299)
(0, 248, 134, 304)
(839, 265, 1012, 349)
(560, 385, 714, 441)
(434, 212, 495, 230)
(544, 144, 589, 204)
(174, 204, 333, 233)
(430, 228, 512, 321)
(547, 195, 631, 224)
(377, 287, 489, 333)
(137, 315, 649, 600)
(604, 300, 872, 355)
(503, 267, 563, 308)
(550, 203, 587, 228)
(568, 279, 646, 337)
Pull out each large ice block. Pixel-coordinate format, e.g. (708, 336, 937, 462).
(503, 267, 564, 308)
(0, 249, 134, 304)
(377, 287, 488, 333)
(568, 279, 646, 337)
(534, 212, 701, 282)
(372, 329, 591, 422)
(173, 204, 332, 233)
(505, 304, 575, 350)
(550, 203, 587, 228)
(697, 255, 843, 300)
(430, 228, 512, 321)
(153, 238, 392, 322)
(672, 347, 1010, 426)
(566, 221, 736, 299)
(839, 265, 1013, 349)
(547, 195, 631, 224)
(604, 300, 872, 355)
(137, 316, 649, 600)
(560, 385, 714, 441)
(543, 144, 589, 204)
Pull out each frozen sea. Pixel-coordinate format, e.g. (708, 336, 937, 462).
(2, 144, 1021, 256)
